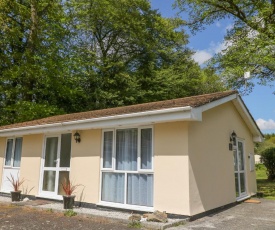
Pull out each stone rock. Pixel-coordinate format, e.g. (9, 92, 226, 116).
(128, 214, 141, 222)
(22, 197, 29, 202)
(143, 213, 150, 218)
(147, 211, 168, 223)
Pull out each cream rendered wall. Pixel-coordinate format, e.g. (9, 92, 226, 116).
(70, 129, 101, 204)
(154, 122, 190, 215)
(0, 138, 6, 187)
(188, 102, 257, 216)
(20, 134, 44, 195)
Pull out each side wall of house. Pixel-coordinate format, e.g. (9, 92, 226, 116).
(154, 121, 190, 215)
(188, 102, 257, 216)
(70, 129, 101, 204)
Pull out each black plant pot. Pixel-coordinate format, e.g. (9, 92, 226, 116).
(10, 191, 21, 202)
(63, 195, 75, 209)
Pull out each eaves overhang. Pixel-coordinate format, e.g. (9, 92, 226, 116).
(0, 106, 202, 137)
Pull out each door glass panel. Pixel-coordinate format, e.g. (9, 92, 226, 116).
(44, 137, 58, 167)
(238, 142, 244, 171)
(5, 139, 13, 166)
(141, 129, 152, 170)
(58, 171, 70, 195)
(233, 150, 238, 171)
(240, 173, 246, 193)
(13, 138, 23, 167)
(60, 134, 71, 167)
(235, 173, 239, 197)
(103, 131, 113, 168)
(101, 172, 125, 203)
(42, 171, 56, 192)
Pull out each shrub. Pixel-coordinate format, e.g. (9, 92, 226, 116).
(61, 178, 81, 196)
(6, 173, 25, 191)
(261, 147, 275, 181)
(64, 209, 77, 217)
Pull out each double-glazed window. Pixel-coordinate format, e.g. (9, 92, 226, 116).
(5, 138, 23, 167)
(101, 128, 153, 207)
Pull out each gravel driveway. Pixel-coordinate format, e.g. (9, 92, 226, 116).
(170, 199, 275, 230)
(0, 197, 274, 230)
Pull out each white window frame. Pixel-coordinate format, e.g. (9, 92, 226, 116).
(4, 137, 23, 169)
(99, 126, 154, 211)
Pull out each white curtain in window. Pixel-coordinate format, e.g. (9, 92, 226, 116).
(101, 172, 125, 203)
(5, 139, 13, 166)
(103, 131, 113, 168)
(141, 129, 152, 169)
(127, 174, 153, 207)
(116, 129, 137, 171)
(13, 138, 23, 167)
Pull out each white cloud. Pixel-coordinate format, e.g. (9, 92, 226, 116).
(192, 50, 212, 65)
(192, 41, 230, 64)
(216, 22, 222, 28)
(256, 118, 275, 130)
(225, 24, 234, 31)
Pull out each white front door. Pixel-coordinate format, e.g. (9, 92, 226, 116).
(1, 138, 23, 192)
(39, 133, 72, 199)
(234, 139, 247, 199)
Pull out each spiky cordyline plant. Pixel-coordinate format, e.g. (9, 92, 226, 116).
(7, 174, 25, 192)
(61, 178, 81, 196)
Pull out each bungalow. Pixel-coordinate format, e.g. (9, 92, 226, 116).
(0, 90, 263, 217)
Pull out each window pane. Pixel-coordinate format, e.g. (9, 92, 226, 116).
(127, 174, 153, 207)
(60, 134, 71, 167)
(45, 137, 58, 167)
(103, 131, 113, 168)
(42, 171, 56, 192)
(102, 172, 125, 203)
(5, 139, 13, 166)
(13, 138, 23, 167)
(116, 129, 137, 171)
(141, 129, 152, 169)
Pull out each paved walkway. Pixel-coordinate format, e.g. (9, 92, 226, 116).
(170, 199, 275, 230)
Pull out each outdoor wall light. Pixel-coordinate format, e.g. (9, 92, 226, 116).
(229, 131, 237, 151)
(74, 131, 81, 143)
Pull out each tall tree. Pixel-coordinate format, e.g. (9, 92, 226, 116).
(0, 0, 225, 125)
(175, 0, 275, 93)
(68, 0, 224, 109)
(0, 0, 85, 125)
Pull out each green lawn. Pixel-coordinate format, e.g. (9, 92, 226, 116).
(256, 164, 275, 200)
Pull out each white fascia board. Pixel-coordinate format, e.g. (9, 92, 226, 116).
(0, 106, 202, 137)
(199, 94, 237, 112)
(233, 96, 264, 142)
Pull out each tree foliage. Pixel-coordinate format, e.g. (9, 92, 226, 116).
(261, 147, 275, 181)
(0, 0, 225, 125)
(256, 133, 275, 154)
(175, 0, 275, 93)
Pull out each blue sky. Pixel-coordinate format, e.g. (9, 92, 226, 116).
(150, 0, 275, 134)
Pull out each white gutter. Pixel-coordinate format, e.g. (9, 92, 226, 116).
(0, 106, 197, 137)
